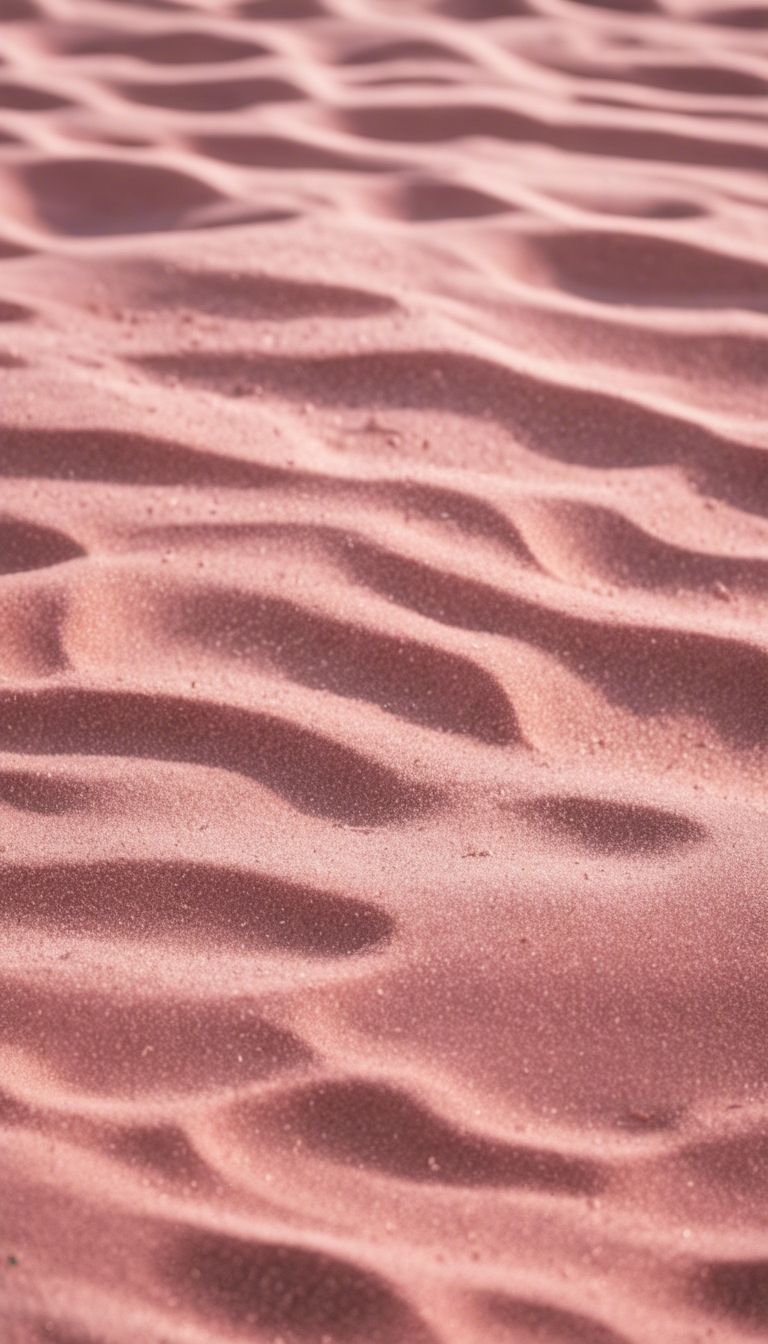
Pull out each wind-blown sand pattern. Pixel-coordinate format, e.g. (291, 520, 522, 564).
(0, 0, 767, 1340)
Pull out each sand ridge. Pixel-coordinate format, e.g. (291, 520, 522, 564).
(0, 0, 767, 1340)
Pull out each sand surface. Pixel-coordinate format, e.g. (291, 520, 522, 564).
(1, 0, 767, 1340)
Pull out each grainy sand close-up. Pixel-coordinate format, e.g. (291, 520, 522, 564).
(0, 0, 767, 1340)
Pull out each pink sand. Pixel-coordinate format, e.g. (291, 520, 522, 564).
(0, 0, 767, 1340)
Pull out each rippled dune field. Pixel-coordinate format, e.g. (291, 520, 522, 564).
(0, 0, 767, 1340)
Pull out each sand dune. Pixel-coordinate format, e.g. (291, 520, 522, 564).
(0, 0, 767, 1340)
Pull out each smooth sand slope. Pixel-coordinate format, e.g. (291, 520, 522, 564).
(0, 0, 767, 1340)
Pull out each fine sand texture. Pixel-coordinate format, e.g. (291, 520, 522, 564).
(1, 0, 768, 1340)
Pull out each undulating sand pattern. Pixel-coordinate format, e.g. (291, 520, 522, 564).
(0, 0, 767, 1340)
